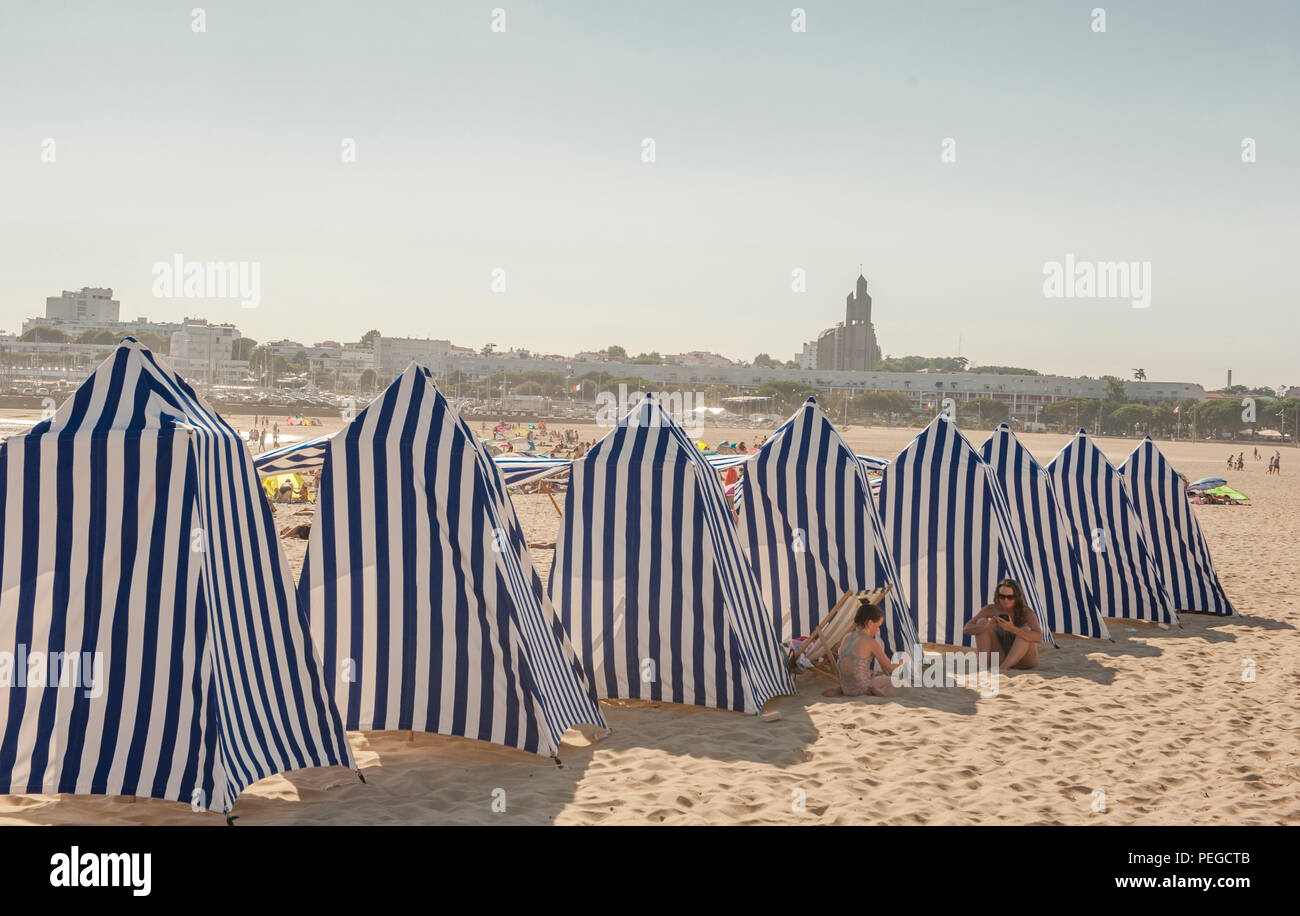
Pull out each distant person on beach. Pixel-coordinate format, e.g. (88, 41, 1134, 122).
(821, 600, 901, 698)
(964, 578, 1041, 669)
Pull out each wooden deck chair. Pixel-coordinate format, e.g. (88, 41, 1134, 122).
(789, 585, 893, 680)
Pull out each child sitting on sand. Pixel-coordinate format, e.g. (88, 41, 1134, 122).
(822, 601, 900, 698)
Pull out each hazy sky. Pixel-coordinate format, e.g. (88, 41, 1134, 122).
(2, 1, 1296, 389)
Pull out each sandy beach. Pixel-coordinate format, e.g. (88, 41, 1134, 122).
(2, 418, 1295, 825)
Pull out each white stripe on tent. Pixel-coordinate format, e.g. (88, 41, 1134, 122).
(1047, 430, 1176, 624)
(1120, 438, 1234, 615)
(0, 339, 353, 813)
(298, 364, 605, 757)
(549, 395, 795, 713)
(878, 416, 1053, 648)
(738, 397, 918, 660)
(980, 425, 1109, 639)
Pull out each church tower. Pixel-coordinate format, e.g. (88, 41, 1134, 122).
(846, 273, 871, 326)
(816, 270, 881, 372)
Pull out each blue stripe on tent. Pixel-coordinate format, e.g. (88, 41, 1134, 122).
(738, 397, 918, 661)
(1047, 430, 1176, 624)
(549, 395, 795, 714)
(878, 415, 1053, 648)
(299, 364, 604, 757)
(980, 424, 1110, 639)
(0, 338, 353, 813)
(1120, 438, 1234, 615)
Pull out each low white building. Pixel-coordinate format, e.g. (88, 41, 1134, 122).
(666, 351, 737, 368)
(307, 341, 374, 387)
(169, 320, 249, 388)
(373, 336, 451, 377)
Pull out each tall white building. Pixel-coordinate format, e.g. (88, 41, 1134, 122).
(45, 287, 120, 323)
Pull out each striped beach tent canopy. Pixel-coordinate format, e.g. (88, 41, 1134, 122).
(0, 339, 353, 814)
(878, 415, 1052, 647)
(298, 364, 605, 757)
(737, 398, 918, 659)
(980, 425, 1109, 639)
(704, 454, 753, 471)
(549, 394, 795, 714)
(492, 456, 571, 487)
(253, 433, 333, 474)
(255, 432, 574, 490)
(1120, 437, 1234, 615)
(1047, 430, 1176, 624)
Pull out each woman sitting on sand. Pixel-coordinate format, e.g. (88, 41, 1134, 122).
(964, 578, 1041, 669)
(822, 601, 900, 698)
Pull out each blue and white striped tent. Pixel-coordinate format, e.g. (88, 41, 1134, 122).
(1120, 438, 1234, 616)
(737, 398, 918, 659)
(254, 434, 333, 474)
(492, 456, 571, 487)
(1047, 430, 1176, 624)
(980, 425, 1109, 639)
(298, 364, 605, 757)
(549, 395, 795, 713)
(0, 339, 353, 813)
(878, 415, 1053, 647)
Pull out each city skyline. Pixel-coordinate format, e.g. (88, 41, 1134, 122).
(6, 277, 1286, 393)
(2, 1, 1296, 390)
